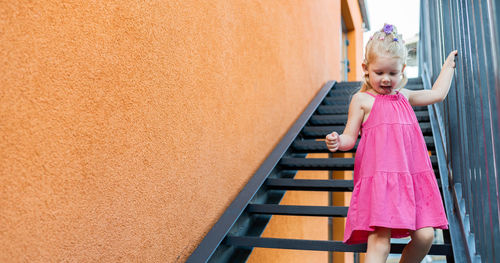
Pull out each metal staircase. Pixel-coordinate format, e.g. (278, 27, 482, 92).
(187, 78, 455, 262)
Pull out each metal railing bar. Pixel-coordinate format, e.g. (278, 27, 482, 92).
(485, 3, 500, 211)
(422, 64, 475, 262)
(454, 0, 474, 229)
(470, 2, 496, 261)
(465, 1, 485, 251)
(421, 0, 500, 261)
(454, 183, 481, 262)
(483, 2, 500, 240)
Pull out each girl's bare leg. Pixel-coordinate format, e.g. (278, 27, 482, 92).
(399, 227, 435, 263)
(365, 227, 391, 263)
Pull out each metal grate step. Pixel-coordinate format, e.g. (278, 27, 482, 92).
(265, 178, 354, 191)
(279, 156, 438, 170)
(309, 111, 430, 125)
(333, 78, 422, 90)
(225, 236, 452, 255)
(279, 157, 354, 170)
(265, 178, 441, 191)
(301, 123, 432, 138)
(329, 84, 423, 94)
(317, 103, 428, 113)
(247, 204, 348, 217)
(292, 136, 435, 153)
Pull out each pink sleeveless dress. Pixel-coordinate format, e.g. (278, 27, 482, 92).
(343, 91, 449, 245)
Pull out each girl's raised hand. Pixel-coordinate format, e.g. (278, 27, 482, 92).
(444, 50, 458, 69)
(325, 132, 340, 152)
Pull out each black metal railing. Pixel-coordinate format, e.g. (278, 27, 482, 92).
(419, 0, 500, 262)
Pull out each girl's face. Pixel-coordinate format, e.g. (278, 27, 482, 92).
(363, 55, 406, 95)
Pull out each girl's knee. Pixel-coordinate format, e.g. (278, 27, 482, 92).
(412, 227, 435, 245)
(367, 227, 391, 253)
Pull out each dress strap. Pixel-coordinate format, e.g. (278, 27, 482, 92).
(364, 92, 377, 98)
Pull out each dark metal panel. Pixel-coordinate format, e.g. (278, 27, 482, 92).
(482, 2, 500, 259)
(457, 0, 485, 259)
(264, 178, 354, 192)
(420, 0, 500, 261)
(422, 67, 471, 263)
(224, 236, 453, 255)
(279, 157, 355, 170)
(246, 204, 349, 217)
(469, 1, 497, 261)
(291, 136, 435, 153)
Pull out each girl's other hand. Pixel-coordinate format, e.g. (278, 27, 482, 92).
(325, 132, 340, 152)
(444, 50, 458, 69)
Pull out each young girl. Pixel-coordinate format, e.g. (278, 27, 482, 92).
(325, 24, 457, 263)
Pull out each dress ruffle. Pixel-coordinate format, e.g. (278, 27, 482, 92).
(343, 170, 449, 244)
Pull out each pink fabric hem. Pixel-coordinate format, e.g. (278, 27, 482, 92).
(343, 171, 449, 244)
(343, 222, 449, 245)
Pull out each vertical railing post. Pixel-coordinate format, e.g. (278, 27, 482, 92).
(419, 0, 500, 262)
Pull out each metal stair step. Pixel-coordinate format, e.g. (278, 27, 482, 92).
(225, 236, 452, 255)
(265, 178, 354, 191)
(292, 139, 360, 152)
(279, 156, 438, 170)
(330, 83, 423, 92)
(266, 177, 442, 191)
(320, 98, 351, 106)
(309, 111, 430, 125)
(325, 89, 357, 96)
(317, 104, 350, 113)
(317, 104, 428, 113)
(308, 114, 347, 125)
(301, 123, 432, 138)
(333, 78, 422, 90)
(302, 125, 345, 137)
(279, 157, 355, 170)
(247, 204, 348, 217)
(292, 136, 435, 153)
(334, 81, 362, 88)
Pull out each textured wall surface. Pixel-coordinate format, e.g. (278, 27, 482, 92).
(1, 1, 341, 262)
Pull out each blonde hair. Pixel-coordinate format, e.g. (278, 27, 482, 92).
(360, 24, 408, 92)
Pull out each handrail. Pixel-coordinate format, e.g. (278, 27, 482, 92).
(419, 0, 500, 261)
(422, 63, 478, 263)
(186, 81, 336, 262)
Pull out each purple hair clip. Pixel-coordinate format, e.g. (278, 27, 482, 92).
(383, 24, 394, 34)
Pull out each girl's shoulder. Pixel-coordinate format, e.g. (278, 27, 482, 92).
(351, 91, 375, 102)
(398, 88, 411, 101)
(350, 91, 376, 111)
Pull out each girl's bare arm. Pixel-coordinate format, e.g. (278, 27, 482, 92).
(326, 93, 365, 152)
(406, 50, 458, 106)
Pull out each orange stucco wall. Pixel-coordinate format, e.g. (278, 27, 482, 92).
(0, 1, 349, 262)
